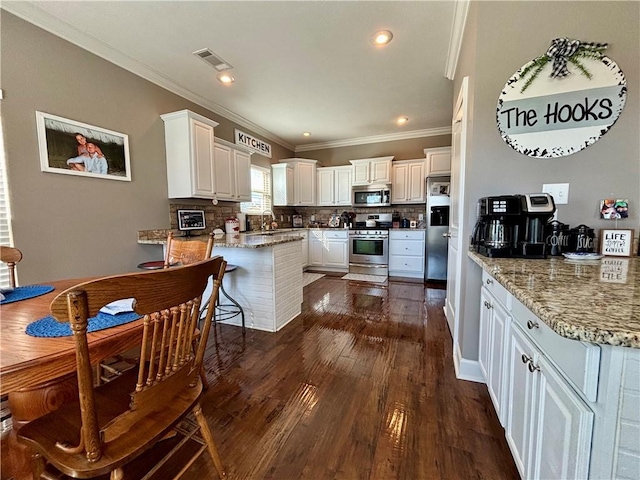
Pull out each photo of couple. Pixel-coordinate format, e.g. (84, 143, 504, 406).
(36, 111, 131, 181)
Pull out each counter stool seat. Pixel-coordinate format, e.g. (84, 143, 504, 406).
(137, 260, 166, 270)
(213, 264, 246, 332)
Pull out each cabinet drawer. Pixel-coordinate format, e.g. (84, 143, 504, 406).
(511, 298, 600, 402)
(481, 271, 510, 307)
(389, 240, 423, 256)
(389, 255, 424, 273)
(389, 230, 425, 241)
(323, 230, 348, 240)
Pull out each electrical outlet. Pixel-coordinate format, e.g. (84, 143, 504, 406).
(418, 213, 424, 221)
(542, 183, 570, 205)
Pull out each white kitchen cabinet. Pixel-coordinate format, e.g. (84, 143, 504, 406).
(424, 147, 451, 177)
(272, 158, 317, 206)
(506, 323, 593, 480)
(307, 229, 348, 272)
(300, 230, 309, 268)
(213, 139, 252, 202)
(391, 159, 426, 204)
(388, 230, 425, 279)
(479, 283, 511, 426)
(162, 110, 219, 199)
(317, 166, 352, 206)
(349, 156, 393, 186)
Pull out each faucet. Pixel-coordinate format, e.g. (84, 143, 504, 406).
(261, 209, 275, 231)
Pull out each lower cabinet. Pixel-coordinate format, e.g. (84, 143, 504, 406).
(505, 323, 593, 480)
(300, 230, 309, 268)
(308, 230, 348, 272)
(389, 230, 425, 278)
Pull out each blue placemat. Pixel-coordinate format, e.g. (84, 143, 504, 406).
(26, 311, 142, 338)
(0, 285, 54, 305)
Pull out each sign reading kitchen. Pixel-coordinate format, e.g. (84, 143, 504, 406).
(497, 38, 626, 158)
(235, 129, 272, 158)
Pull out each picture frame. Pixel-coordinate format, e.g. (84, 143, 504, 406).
(177, 209, 206, 232)
(600, 198, 629, 219)
(599, 229, 635, 257)
(36, 111, 131, 181)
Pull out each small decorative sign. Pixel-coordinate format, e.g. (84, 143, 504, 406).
(600, 229, 635, 257)
(600, 198, 629, 219)
(235, 129, 271, 158)
(497, 38, 626, 158)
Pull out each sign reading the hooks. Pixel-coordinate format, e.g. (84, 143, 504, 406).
(497, 38, 626, 158)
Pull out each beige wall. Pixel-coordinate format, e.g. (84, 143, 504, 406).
(1, 12, 293, 283)
(454, 1, 640, 361)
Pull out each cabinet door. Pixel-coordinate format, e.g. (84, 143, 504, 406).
(531, 355, 594, 480)
(234, 150, 252, 202)
(301, 237, 309, 268)
(352, 162, 370, 185)
(192, 119, 216, 197)
(407, 161, 426, 202)
(371, 159, 391, 183)
(334, 167, 352, 205)
(296, 162, 316, 205)
(425, 147, 451, 176)
(488, 299, 509, 426)
(317, 168, 335, 206)
(273, 165, 294, 206)
(391, 163, 409, 203)
(308, 233, 324, 266)
(213, 143, 234, 199)
(505, 325, 538, 479)
(324, 238, 348, 267)
(479, 287, 492, 380)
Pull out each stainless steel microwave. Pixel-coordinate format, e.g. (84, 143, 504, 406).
(352, 185, 391, 208)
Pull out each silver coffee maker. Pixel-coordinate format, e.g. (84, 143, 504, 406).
(471, 195, 523, 257)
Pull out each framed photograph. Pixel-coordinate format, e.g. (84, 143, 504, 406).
(36, 111, 131, 181)
(600, 198, 629, 219)
(600, 229, 635, 257)
(177, 210, 206, 231)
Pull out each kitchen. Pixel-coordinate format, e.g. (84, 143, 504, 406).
(1, 1, 639, 479)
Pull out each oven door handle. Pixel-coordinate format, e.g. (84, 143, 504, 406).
(350, 236, 388, 240)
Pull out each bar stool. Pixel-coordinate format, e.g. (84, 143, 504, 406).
(213, 264, 246, 333)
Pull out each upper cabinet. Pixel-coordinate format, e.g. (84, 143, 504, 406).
(272, 158, 318, 206)
(424, 147, 451, 177)
(213, 139, 252, 202)
(161, 110, 252, 202)
(162, 110, 219, 199)
(317, 166, 352, 206)
(349, 156, 393, 186)
(391, 159, 426, 204)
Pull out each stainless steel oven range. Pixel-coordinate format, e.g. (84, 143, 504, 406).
(348, 213, 391, 277)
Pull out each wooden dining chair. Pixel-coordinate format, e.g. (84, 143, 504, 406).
(164, 231, 214, 268)
(17, 256, 228, 480)
(0, 246, 23, 288)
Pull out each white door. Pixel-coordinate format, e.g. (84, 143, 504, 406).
(445, 77, 468, 346)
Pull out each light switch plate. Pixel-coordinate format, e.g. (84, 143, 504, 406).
(542, 183, 570, 205)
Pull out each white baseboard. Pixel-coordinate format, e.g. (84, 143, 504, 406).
(453, 341, 485, 383)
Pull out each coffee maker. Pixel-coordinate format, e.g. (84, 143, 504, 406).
(472, 193, 556, 258)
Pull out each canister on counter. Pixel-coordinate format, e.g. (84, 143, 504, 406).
(567, 224, 595, 253)
(544, 220, 570, 256)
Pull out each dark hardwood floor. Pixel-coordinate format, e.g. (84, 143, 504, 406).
(187, 275, 519, 479)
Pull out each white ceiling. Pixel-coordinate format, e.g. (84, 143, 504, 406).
(4, 1, 458, 151)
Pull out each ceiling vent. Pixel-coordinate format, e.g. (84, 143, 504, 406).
(192, 48, 233, 72)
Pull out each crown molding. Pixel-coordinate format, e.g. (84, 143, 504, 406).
(444, 0, 470, 81)
(295, 127, 452, 153)
(2, 2, 296, 152)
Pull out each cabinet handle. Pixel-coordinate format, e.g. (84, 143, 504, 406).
(521, 354, 532, 364)
(486, 278, 494, 285)
(484, 300, 492, 309)
(528, 362, 540, 373)
(526, 320, 539, 330)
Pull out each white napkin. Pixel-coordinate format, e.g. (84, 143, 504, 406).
(99, 298, 135, 315)
(0, 293, 4, 302)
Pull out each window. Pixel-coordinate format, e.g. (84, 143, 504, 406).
(0, 116, 15, 288)
(241, 165, 271, 215)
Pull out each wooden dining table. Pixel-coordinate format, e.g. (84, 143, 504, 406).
(0, 277, 145, 480)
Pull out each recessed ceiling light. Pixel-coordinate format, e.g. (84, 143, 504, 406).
(217, 73, 235, 84)
(370, 30, 393, 46)
(303, 132, 311, 137)
(396, 116, 409, 125)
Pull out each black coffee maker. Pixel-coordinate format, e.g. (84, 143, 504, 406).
(471, 195, 523, 257)
(515, 193, 556, 258)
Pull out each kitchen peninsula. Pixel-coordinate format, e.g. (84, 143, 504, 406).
(138, 230, 304, 332)
(468, 250, 639, 480)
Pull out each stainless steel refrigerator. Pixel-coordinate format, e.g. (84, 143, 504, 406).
(425, 176, 451, 281)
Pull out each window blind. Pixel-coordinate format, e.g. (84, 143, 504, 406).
(241, 165, 272, 215)
(0, 116, 14, 288)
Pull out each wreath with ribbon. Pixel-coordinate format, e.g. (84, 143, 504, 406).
(519, 38, 608, 93)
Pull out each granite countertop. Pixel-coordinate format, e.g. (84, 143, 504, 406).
(468, 251, 640, 349)
(137, 229, 303, 248)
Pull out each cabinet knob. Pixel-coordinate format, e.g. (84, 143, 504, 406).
(526, 320, 539, 330)
(486, 278, 493, 285)
(521, 354, 532, 364)
(443, 232, 452, 238)
(528, 362, 540, 373)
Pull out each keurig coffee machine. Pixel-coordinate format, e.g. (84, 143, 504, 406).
(472, 193, 556, 258)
